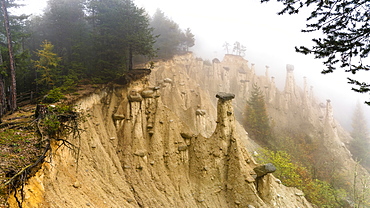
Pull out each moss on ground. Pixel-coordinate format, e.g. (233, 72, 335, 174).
(0, 107, 43, 208)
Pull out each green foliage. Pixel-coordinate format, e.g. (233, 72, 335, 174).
(0, 127, 43, 204)
(256, 148, 347, 207)
(43, 114, 61, 136)
(34, 40, 62, 92)
(41, 0, 90, 72)
(42, 104, 76, 137)
(0, 129, 32, 145)
(256, 149, 302, 186)
(245, 84, 272, 144)
(271, 132, 318, 172)
(89, 0, 156, 71)
(43, 87, 65, 103)
(33, 41, 78, 101)
(49, 104, 74, 113)
(305, 179, 347, 208)
(14, 49, 33, 92)
(351, 164, 370, 208)
(0, 0, 30, 113)
(60, 74, 78, 93)
(17, 0, 157, 93)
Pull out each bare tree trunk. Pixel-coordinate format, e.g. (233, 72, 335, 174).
(0, 51, 6, 122)
(128, 46, 133, 70)
(1, 0, 17, 112)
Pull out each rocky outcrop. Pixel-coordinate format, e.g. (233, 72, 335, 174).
(8, 53, 366, 207)
(8, 60, 313, 207)
(150, 53, 367, 191)
(254, 163, 276, 177)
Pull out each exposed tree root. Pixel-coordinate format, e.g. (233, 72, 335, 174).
(2, 104, 83, 208)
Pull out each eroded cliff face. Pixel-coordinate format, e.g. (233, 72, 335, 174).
(8, 54, 316, 207)
(168, 53, 367, 183)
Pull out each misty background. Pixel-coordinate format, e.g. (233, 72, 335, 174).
(15, 0, 370, 131)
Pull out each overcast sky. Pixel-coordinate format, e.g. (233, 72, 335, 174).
(13, 0, 370, 130)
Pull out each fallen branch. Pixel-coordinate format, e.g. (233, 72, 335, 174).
(0, 121, 28, 129)
(1, 164, 32, 188)
(1, 142, 50, 188)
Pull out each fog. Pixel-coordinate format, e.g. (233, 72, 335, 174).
(18, 0, 370, 131)
(133, 0, 370, 131)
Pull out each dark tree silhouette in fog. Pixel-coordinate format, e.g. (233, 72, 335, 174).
(262, 0, 370, 104)
(88, 0, 156, 71)
(349, 102, 370, 169)
(151, 9, 195, 59)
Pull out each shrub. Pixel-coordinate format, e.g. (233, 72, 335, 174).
(43, 114, 61, 136)
(255, 149, 303, 187)
(60, 75, 77, 93)
(43, 87, 65, 103)
(41, 104, 76, 138)
(255, 148, 347, 207)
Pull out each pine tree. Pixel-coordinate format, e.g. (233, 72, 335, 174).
(349, 102, 370, 169)
(89, 0, 156, 74)
(41, 0, 90, 76)
(0, 0, 32, 112)
(151, 9, 185, 59)
(182, 28, 195, 52)
(245, 84, 272, 144)
(232, 41, 246, 57)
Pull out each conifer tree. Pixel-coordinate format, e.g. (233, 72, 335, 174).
(88, 0, 156, 74)
(0, 0, 31, 112)
(34, 41, 61, 93)
(150, 9, 195, 59)
(245, 84, 272, 144)
(261, 0, 370, 104)
(41, 0, 90, 76)
(182, 28, 195, 52)
(349, 102, 370, 169)
(232, 41, 246, 57)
